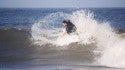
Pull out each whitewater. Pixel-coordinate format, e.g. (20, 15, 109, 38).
(31, 10, 125, 68)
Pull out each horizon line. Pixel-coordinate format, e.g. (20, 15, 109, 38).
(0, 7, 125, 8)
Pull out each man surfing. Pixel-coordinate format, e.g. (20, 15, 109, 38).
(56, 20, 79, 46)
(62, 20, 77, 36)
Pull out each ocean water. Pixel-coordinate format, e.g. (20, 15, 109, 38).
(0, 8, 125, 70)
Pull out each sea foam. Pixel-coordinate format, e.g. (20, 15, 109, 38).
(31, 10, 125, 68)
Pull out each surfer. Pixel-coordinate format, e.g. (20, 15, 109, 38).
(62, 20, 77, 36)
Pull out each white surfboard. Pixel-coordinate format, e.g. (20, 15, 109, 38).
(55, 33, 80, 46)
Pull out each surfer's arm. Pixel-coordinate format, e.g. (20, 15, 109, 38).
(62, 31, 68, 37)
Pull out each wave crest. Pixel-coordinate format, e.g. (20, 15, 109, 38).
(31, 10, 125, 68)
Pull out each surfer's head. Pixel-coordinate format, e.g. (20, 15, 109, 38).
(63, 20, 70, 26)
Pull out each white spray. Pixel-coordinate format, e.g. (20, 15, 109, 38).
(31, 10, 125, 68)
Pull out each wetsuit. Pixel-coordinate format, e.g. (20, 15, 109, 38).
(66, 23, 77, 34)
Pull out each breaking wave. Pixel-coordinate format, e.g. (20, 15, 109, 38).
(31, 10, 125, 68)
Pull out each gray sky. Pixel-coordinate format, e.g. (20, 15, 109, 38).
(0, 0, 125, 8)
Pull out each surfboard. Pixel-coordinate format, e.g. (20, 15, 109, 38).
(55, 32, 80, 46)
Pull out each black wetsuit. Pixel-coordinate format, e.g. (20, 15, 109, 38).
(66, 23, 77, 34)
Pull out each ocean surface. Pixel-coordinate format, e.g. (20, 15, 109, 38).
(0, 8, 125, 70)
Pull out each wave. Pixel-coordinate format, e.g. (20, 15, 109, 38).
(0, 28, 97, 68)
(0, 28, 32, 48)
(31, 10, 125, 68)
(0, 10, 125, 68)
